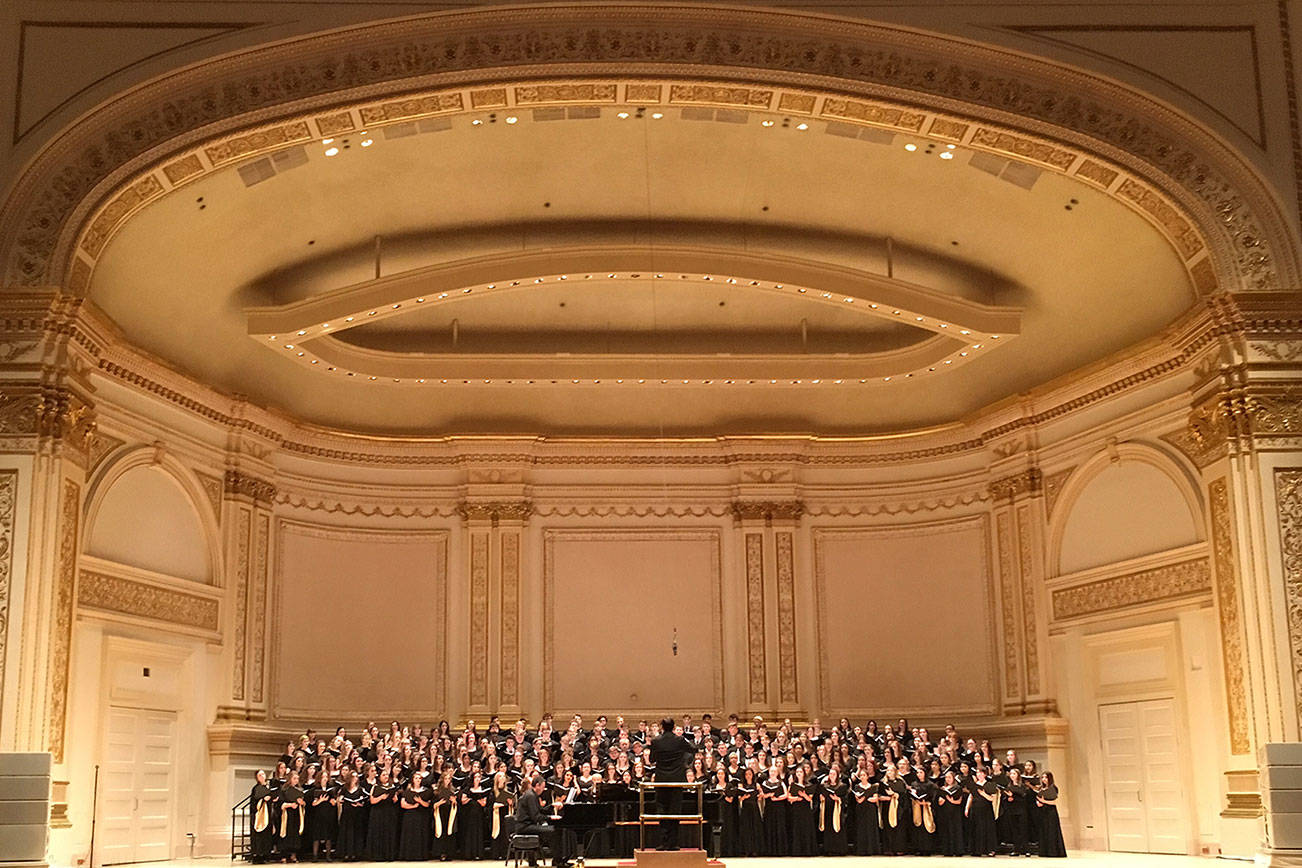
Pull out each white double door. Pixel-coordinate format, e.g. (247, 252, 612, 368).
(99, 706, 177, 865)
(1099, 697, 1188, 854)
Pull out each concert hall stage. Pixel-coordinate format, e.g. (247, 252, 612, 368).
(155, 851, 1236, 868)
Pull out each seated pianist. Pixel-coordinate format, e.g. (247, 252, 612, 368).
(515, 775, 565, 868)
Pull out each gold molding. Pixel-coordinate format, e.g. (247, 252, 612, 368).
(232, 506, 250, 702)
(775, 531, 799, 706)
(251, 511, 269, 704)
(1042, 467, 1074, 517)
(996, 512, 1022, 702)
(468, 530, 490, 709)
(1211, 478, 1252, 754)
(195, 470, 224, 521)
(0, 470, 17, 722)
(1050, 556, 1211, 621)
(49, 479, 79, 763)
(1273, 468, 1302, 735)
(459, 501, 533, 523)
(989, 468, 1043, 502)
(225, 469, 276, 505)
(1016, 503, 1040, 696)
(77, 569, 219, 631)
(744, 532, 767, 707)
(733, 500, 804, 523)
(499, 530, 521, 709)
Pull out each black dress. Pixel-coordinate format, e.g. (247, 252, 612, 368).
(250, 783, 276, 862)
(850, 782, 880, 855)
(307, 784, 337, 845)
(1037, 785, 1068, 858)
(337, 785, 368, 859)
(878, 780, 908, 856)
(760, 779, 789, 856)
(736, 783, 763, 856)
(717, 783, 739, 857)
(460, 783, 490, 859)
(366, 783, 399, 861)
(820, 781, 849, 855)
(490, 790, 513, 860)
(398, 787, 431, 860)
(278, 786, 305, 855)
(788, 782, 818, 857)
(908, 780, 937, 855)
(1004, 781, 1031, 855)
(935, 784, 966, 857)
(431, 785, 458, 859)
(967, 782, 999, 856)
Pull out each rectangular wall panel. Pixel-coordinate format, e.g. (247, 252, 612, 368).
(544, 530, 722, 714)
(273, 522, 447, 719)
(814, 517, 996, 715)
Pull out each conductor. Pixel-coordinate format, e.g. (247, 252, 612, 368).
(649, 717, 694, 850)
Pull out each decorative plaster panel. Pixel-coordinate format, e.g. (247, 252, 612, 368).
(251, 512, 269, 703)
(775, 531, 798, 706)
(0, 471, 17, 720)
(1015, 504, 1040, 696)
(1051, 556, 1211, 620)
(1274, 469, 1302, 734)
(745, 532, 767, 706)
(469, 531, 489, 709)
(77, 569, 219, 631)
(49, 479, 79, 763)
(1211, 478, 1252, 754)
(232, 506, 250, 702)
(996, 512, 1022, 701)
(499, 530, 520, 708)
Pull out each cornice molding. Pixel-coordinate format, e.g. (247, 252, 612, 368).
(457, 500, 534, 523)
(731, 499, 805, 523)
(0, 5, 1296, 299)
(224, 469, 276, 505)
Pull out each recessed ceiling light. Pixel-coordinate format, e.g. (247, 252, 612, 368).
(761, 120, 775, 127)
(472, 119, 483, 126)
(617, 112, 630, 119)
(651, 112, 664, 119)
(946, 144, 956, 149)
(796, 123, 809, 131)
(322, 138, 333, 145)
(325, 147, 339, 156)
(297, 330, 306, 335)
(939, 151, 954, 160)
(505, 116, 518, 124)
(360, 139, 373, 147)
(904, 143, 917, 152)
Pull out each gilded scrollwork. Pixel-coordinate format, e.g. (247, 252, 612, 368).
(468, 532, 490, 709)
(988, 468, 1042, 502)
(225, 469, 277, 504)
(745, 533, 767, 706)
(775, 532, 798, 706)
(1274, 469, 1302, 735)
(49, 480, 79, 763)
(1050, 557, 1211, 621)
(0, 471, 17, 721)
(78, 570, 220, 631)
(732, 500, 804, 523)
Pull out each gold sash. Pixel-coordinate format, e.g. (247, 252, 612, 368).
(922, 802, 935, 834)
(888, 793, 898, 829)
(912, 800, 921, 828)
(255, 800, 270, 833)
(991, 790, 1001, 821)
(832, 799, 841, 833)
(492, 804, 503, 840)
(818, 799, 825, 832)
(280, 806, 303, 838)
(434, 802, 458, 838)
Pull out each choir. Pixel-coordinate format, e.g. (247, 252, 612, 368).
(248, 713, 1067, 861)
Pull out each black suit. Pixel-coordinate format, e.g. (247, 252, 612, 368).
(650, 732, 694, 850)
(514, 788, 557, 866)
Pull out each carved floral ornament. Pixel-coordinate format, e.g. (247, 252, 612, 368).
(1, 5, 1295, 296)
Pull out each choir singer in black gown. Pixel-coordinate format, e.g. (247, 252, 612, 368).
(650, 717, 694, 851)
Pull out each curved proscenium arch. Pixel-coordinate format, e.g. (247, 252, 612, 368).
(246, 245, 1021, 384)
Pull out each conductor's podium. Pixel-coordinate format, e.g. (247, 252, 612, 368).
(620, 850, 723, 868)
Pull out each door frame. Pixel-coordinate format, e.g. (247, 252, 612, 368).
(94, 635, 192, 866)
(1082, 621, 1198, 855)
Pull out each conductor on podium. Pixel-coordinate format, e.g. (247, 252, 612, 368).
(650, 717, 694, 850)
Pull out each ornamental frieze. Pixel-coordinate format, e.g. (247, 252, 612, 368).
(224, 469, 277, 504)
(77, 570, 220, 632)
(1, 6, 1292, 295)
(731, 500, 805, 523)
(457, 501, 534, 523)
(987, 468, 1042, 502)
(1050, 557, 1212, 621)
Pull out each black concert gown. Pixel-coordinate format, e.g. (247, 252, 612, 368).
(460, 785, 490, 859)
(366, 784, 399, 861)
(878, 781, 909, 856)
(1037, 785, 1068, 858)
(278, 786, 305, 855)
(735, 784, 763, 856)
(250, 783, 276, 862)
(760, 780, 789, 856)
(337, 785, 368, 859)
(306, 785, 337, 845)
(820, 782, 849, 855)
(789, 783, 818, 857)
(717, 786, 739, 857)
(908, 780, 937, 855)
(850, 782, 880, 856)
(1003, 782, 1031, 854)
(967, 783, 999, 856)
(398, 787, 431, 860)
(490, 791, 512, 860)
(431, 786, 458, 859)
(935, 785, 966, 857)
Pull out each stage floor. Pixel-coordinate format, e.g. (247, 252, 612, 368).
(147, 853, 1241, 868)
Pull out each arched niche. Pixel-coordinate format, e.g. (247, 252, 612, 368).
(84, 448, 221, 584)
(1050, 442, 1203, 576)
